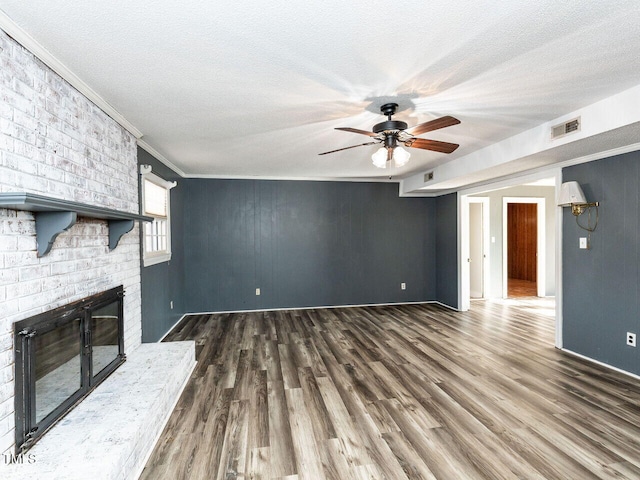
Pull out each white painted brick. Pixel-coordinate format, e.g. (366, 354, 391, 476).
(0, 235, 17, 252)
(0, 365, 13, 386)
(16, 236, 36, 252)
(0, 28, 143, 455)
(0, 409, 12, 437)
(0, 267, 19, 286)
(0, 101, 13, 121)
(0, 395, 13, 421)
(0, 351, 11, 374)
(0, 332, 10, 354)
(2, 252, 38, 269)
(6, 279, 42, 300)
(0, 430, 15, 459)
(18, 265, 50, 282)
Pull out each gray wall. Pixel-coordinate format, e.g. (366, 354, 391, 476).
(472, 185, 556, 298)
(563, 151, 640, 375)
(182, 180, 439, 313)
(435, 194, 459, 309)
(138, 148, 186, 342)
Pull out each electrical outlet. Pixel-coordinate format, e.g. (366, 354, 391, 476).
(401, 282, 406, 290)
(627, 332, 636, 347)
(255, 288, 261, 296)
(170, 301, 174, 310)
(579, 237, 588, 249)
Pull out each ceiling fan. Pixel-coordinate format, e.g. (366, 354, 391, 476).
(319, 103, 460, 169)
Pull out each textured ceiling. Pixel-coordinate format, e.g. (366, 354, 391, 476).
(2, 1, 640, 182)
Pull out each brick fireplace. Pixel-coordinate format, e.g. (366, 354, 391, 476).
(0, 28, 142, 456)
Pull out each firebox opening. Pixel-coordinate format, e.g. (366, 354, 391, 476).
(14, 286, 126, 452)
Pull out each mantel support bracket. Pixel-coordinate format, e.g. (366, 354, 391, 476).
(0, 192, 152, 257)
(35, 211, 77, 257)
(108, 219, 135, 250)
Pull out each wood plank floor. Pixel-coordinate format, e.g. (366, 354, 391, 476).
(140, 301, 640, 480)
(507, 278, 537, 297)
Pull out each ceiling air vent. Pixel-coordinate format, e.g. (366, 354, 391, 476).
(424, 171, 434, 182)
(551, 116, 581, 139)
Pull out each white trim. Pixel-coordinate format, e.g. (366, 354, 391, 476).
(137, 140, 188, 178)
(181, 300, 443, 318)
(555, 172, 564, 349)
(0, 11, 143, 139)
(469, 198, 490, 299)
(402, 142, 640, 197)
(458, 169, 562, 197)
(141, 170, 175, 267)
(187, 173, 399, 183)
(460, 196, 492, 311)
(456, 167, 563, 348)
(140, 166, 177, 190)
(502, 197, 546, 298)
(432, 301, 461, 312)
(561, 348, 640, 382)
(143, 252, 172, 267)
(158, 314, 188, 343)
(459, 194, 470, 311)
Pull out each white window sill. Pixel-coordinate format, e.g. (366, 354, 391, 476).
(143, 252, 172, 267)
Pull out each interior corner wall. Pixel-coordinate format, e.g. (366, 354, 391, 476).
(182, 179, 437, 313)
(562, 150, 640, 376)
(138, 148, 185, 342)
(435, 193, 459, 309)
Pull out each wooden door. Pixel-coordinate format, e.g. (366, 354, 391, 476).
(508, 203, 537, 285)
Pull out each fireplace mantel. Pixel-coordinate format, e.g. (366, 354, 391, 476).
(0, 192, 152, 256)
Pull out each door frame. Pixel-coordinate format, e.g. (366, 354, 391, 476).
(456, 167, 562, 349)
(469, 197, 490, 299)
(502, 197, 545, 298)
(460, 196, 490, 311)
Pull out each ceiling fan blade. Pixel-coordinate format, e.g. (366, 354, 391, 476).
(405, 138, 460, 154)
(335, 127, 378, 137)
(318, 141, 379, 155)
(404, 116, 460, 136)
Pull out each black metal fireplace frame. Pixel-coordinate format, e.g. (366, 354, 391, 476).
(14, 286, 126, 452)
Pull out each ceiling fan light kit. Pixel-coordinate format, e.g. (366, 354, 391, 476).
(319, 102, 460, 170)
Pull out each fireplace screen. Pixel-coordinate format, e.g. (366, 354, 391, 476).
(14, 286, 125, 452)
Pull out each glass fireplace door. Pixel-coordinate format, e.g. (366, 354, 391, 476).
(14, 286, 125, 452)
(34, 316, 83, 423)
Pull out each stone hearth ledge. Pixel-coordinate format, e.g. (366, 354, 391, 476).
(2, 341, 196, 480)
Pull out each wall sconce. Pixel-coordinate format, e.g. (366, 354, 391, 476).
(558, 181, 599, 232)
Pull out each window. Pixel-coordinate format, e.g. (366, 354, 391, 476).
(140, 167, 176, 266)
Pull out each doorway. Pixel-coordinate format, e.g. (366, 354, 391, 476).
(502, 197, 545, 298)
(507, 202, 537, 296)
(468, 198, 489, 298)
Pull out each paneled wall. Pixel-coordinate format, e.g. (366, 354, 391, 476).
(563, 151, 640, 375)
(138, 148, 185, 342)
(435, 193, 459, 308)
(182, 179, 438, 313)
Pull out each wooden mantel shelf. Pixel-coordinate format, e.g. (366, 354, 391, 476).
(0, 192, 152, 256)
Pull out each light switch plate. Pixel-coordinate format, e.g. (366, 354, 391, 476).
(579, 237, 588, 249)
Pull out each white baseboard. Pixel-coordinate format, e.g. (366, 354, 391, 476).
(561, 348, 640, 381)
(182, 300, 444, 318)
(157, 314, 188, 343)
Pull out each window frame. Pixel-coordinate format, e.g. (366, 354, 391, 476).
(140, 167, 176, 267)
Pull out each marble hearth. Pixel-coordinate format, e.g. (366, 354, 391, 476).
(3, 341, 195, 480)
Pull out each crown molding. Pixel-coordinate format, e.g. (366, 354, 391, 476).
(136, 140, 187, 178)
(0, 10, 143, 139)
